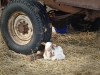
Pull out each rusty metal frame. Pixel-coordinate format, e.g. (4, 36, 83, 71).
(41, 0, 100, 11)
(2, 0, 100, 11)
(40, 0, 82, 13)
(40, 0, 100, 21)
(56, 0, 100, 10)
(2, 0, 100, 21)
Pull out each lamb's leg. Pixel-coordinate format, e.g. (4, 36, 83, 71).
(52, 56, 57, 60)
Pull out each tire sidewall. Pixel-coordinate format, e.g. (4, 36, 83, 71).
(1, 2, 43, 54)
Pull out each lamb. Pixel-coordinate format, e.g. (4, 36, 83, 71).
(42, 42, 65, 60)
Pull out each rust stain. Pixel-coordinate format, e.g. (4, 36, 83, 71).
(41, 0, 100, 11)
(56, 0, 100, 10)
(41, 0, 82, 13)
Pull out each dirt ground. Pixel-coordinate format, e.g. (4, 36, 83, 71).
(0, 8, 100, 75)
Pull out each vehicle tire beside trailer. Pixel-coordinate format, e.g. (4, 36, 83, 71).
(70, 15, 100, 31)
(1, 0, 51, 55)
(70, 15, 92, 31)
(89, 18, 100, 31)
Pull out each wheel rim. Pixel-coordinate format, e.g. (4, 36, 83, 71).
(8, 12, 33, 45)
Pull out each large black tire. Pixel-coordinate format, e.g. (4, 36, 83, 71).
(89, 18, 100, 31)
(1, 0, 51, 55)
(70, 14, 100, 32)
(70, 15, 92, 31)
(27, 0, 52, 42)
(71, 18, 100, 31)
(25, 0, 52, 50)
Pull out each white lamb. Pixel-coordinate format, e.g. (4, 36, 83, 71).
(42, 42, 65, 60)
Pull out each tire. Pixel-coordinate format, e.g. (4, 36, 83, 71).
(70, 19, 92, 31)
(1, 0, 51, 55)
(89, 18, 100, 31)
(27, 0, 52, 42)
(25, 0, 52, 50)
(71, 18, 100, 31)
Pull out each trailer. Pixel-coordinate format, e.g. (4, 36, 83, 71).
(1, 0, 100, 55)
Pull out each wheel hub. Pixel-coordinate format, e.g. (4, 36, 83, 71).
(18, 21, 29, 35)
(8, 12, 33, 45)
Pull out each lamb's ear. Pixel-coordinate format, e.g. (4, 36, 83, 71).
(53, 44, 57, 46)
(41, 42, 46, 45)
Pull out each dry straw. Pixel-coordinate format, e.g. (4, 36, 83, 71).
(0, 30, 100, 75)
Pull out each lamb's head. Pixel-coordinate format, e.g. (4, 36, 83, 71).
(41, 42, 56, 58)
(44, 42, 53, 58)
(45, 42, 52, 50)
